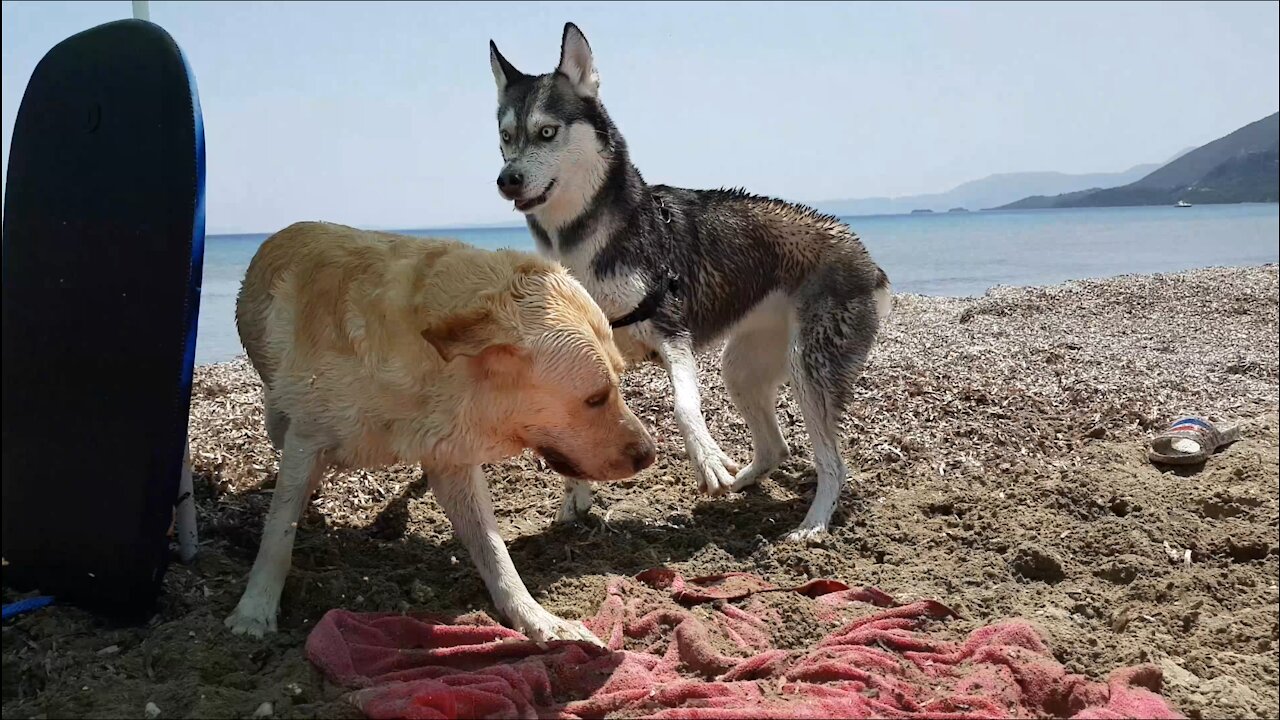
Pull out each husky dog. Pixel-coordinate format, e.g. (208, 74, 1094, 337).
(488, 24, 891, 540)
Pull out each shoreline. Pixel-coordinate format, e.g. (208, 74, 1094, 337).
(204, 201, 1280, 239)
(5, 265, 1277, 718)
(193, 261, 1280, 368)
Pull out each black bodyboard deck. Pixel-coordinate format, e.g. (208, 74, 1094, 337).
(2, 19, 205, 620)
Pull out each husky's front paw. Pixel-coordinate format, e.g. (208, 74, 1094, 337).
(691, 445, 742, 497)
(555, 480, 594, 524)
(517, 611, 604, 646)
(224, 598, 278, 637)
(784, 521, 829, 545)
(729, 448, 790, 492)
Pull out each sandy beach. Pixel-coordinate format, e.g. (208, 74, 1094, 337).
(3, 265, 1277, 719)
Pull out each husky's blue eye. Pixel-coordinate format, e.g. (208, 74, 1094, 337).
(500, 130, 512, 143)
(539, 125, 559, 141)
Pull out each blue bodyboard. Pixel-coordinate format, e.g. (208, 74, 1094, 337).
(2, 19, 206, 620)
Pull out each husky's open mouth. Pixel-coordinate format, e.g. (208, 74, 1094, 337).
(514, 180, 555, 212)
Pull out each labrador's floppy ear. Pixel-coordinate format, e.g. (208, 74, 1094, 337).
(421, 307, 528, 377)
(421, 307, 498, 362)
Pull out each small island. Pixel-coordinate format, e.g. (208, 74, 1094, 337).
(910, 209, 934, 214)
(948, 207, 970, 213)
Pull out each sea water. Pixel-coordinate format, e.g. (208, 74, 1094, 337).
(196, 203, 1278, 364)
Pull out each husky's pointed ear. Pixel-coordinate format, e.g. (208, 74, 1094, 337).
(490, 40, 524, 97)
(557, 22, 599, 98)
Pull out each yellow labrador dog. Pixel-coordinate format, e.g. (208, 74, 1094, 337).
(225, 221, 656, 643)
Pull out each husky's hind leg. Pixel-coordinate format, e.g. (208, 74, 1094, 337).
(786, 266, 886, 542)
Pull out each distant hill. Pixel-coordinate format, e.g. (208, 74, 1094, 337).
(813, 163, 1163, 217)
(999, 189, 1096, 211)
(999, 113, 1279, 209)
(1188, 148, 1279, 202)
(1131, 114, 1277, 190)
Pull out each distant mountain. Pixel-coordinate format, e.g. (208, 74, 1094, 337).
(813, 163, 1162, 217)
(998, 189, 1096, 211)
(1131, 114, 1277, 190)
(1189, 148, 1279, 202)
(999, 113, 1279, 209)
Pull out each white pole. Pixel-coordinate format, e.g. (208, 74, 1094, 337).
(127, 0, 193, 561)
(176, 441, 199, 563)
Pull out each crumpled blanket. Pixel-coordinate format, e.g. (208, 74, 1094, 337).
(305, 568, 1182, 719)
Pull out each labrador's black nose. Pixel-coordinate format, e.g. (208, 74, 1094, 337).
(626, 439, 657, 472)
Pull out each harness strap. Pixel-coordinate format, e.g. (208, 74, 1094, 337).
(609, 270, 680, 329)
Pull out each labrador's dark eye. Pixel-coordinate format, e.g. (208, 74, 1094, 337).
(539, 125, 559, 141)
(585, 388, 610, 407)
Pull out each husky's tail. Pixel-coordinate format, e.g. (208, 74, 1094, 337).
(873, 266, 893, 326)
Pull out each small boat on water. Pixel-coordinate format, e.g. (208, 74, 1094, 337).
(1176, 200, 1192, 208)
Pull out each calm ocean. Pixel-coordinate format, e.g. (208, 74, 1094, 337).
(196, 203, 1279, 364)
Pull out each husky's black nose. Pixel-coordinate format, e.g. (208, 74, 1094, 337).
(497, 170, 524, 198)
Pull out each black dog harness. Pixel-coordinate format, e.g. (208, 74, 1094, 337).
(608, 270, 680, 329)
(608, 194, 680, 330)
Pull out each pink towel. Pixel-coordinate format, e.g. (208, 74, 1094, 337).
(305, 568, 1182, 719)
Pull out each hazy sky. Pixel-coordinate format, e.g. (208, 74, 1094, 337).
(3, 1, 1277, 233)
